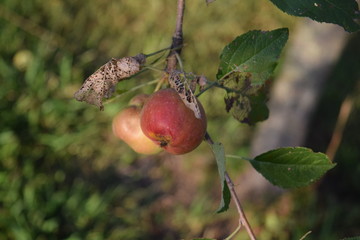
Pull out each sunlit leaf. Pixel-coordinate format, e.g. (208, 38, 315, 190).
(250, 147, 336, 188)
(217, 28, 288, 82)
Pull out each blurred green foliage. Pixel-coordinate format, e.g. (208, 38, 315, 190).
(1, 0, 359, 239)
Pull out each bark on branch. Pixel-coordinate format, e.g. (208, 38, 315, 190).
(165, 0, 185, 72)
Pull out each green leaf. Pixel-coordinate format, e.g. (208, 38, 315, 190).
(247, 93, 270, 123)
(209, 142, 231, 213)
(249, 147, 336, 188)
(269, 0, 360, 32)
(341, 237, 360, 240)
(217, 28, 288, 124)
(217, 28, 288, 81)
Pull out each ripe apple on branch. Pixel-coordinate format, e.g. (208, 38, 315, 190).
(140, 88, 207, 155)
(72, 0, 355, 238)
(112, 94, 162, 155)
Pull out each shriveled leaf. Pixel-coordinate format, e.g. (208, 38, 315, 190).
(225, 94, 250, 122)
(269, 0, 360, 32)
(217, 28, 288, 124)
(224, 79, 270, 124)
(250, 147, 336, 188)
(169, 70, 202, 119)
(74, 54, 145, 110)
(209, 142, 231, 213)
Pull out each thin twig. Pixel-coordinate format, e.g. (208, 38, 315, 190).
(144, 45, 172, 58)
(299, 230, 312, 240)
(225, 154, 253, 162)
(326, 96, 353, 161)
(175, 52, 184, 71)
(196, 79, 245, 97)
(224, 224, 241, 240)
(154, 74, 169, 92)
(165, 0, 185, 72)
(205, 132, 257, 240)
(103, 79, 158, 104)
(225, 172, 257, 240)
(154, 0, 185, 92)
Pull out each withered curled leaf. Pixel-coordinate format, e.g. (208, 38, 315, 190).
(169, 70, 202, 119)
(74, 54, 146, 110)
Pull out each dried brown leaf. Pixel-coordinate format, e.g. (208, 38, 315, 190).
(169, 70, 202, 119)
(74, 54, 146, 110)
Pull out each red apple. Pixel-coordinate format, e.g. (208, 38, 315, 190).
(112, 95, 161, 155)
(140, 88, 207, 155)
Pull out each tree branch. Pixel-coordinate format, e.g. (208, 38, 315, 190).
(165, 0, 185, 72)
(225, 171, 257, 240)
(205, 132, 257, 240)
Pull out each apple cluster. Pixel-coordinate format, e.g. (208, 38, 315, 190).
(112, 88, 207, 155)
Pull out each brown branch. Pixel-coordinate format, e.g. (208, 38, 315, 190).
(326, 96, 353, 161)
(165, 0, 185, 72)
(205, 131, 257, 240)
(225, 172, 257, 240)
